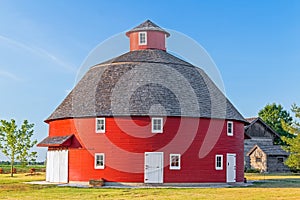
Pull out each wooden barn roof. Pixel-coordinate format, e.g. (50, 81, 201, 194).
(37, 135, 73, 147)
(46, 49, 245, 123)
(126, 19, 170, 37)
(247, 144, 289, 156)
(245, 117, 257, 123)
(245, 117, 281, 138)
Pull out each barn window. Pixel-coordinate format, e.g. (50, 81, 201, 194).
(152, 117, 163, 133)
(277, 157, 284, 163)
(94, 153, 105, 169)
(256, 157, 262, 162)
(227, 121, 233, 136)
(96, 118, 105, 133)
(170, 154, 181, 170)
(139, 32, 147, 45)
(215, 155, 223, 170)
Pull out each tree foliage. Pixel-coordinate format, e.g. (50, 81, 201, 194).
(282, 104, 300, 171)
(0, 119, 37, 177)
(258, 103, 293, 144)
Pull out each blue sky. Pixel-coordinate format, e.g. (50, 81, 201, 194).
(0, 0, 299, 161)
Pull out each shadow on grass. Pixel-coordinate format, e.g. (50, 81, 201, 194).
(248, 178, 300, 188)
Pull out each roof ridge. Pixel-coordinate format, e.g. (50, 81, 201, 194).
(91, 60, 195, 69)
(92, 49, 194, 68)
(126, 19, 170, 37)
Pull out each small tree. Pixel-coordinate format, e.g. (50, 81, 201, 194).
(282, 104, 300, 171)
(0, 119, 37, 177)
(259, 103, 294, 144)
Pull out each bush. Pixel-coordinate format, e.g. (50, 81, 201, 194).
(245, 168, 260, 173)
(290, 168, 300, 173)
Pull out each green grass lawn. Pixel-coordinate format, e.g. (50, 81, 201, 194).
(0, 173, 299, 200)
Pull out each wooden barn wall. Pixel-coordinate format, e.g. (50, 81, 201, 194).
(244, 120, 276, 170)
(48, 117, 244, 183)
(245, 121, 275, 139)
(129, 31, 166, 51)
(267, 156, 290, 173)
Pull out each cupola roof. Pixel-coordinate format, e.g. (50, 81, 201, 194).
(126, 20, 170, 37)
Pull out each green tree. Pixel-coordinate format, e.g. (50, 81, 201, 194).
(0, 119, 37, 177)
(258, 103, 293, 144)
(282, 104, 300, 171)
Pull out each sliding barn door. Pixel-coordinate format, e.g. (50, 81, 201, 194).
(46, 150, 68, 183)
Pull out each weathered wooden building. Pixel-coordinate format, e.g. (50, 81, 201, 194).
(244, 117, 290, 172)
(38, 20, 246, 184)
(247, 145, 290, 172)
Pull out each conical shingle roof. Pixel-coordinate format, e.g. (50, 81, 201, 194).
(126, 19, 170, 37)
(46, 49, 245, 122)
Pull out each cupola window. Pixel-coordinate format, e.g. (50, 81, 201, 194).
(139, 32, 147, 45)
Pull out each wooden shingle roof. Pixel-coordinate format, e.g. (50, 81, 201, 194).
(126, 19, 170, 37)
(46, 49, 245, 123)
(37, 135, 73, 147)
(247, 144, 289, 156)
(245, 117, 281, 138)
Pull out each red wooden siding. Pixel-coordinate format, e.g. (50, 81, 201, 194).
(48, 117, 244, 183)
(128, 31, 166, 51)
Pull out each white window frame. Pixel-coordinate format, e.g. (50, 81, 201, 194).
(94, 153, 105, 169)
(152, 117, 163, 133)
(165, 34, 167, 49)
(227, 121, 233, 136)
(96, 118, 105, 133)
(215, 154, 223, 170)
(138, 32, 147, 45)
(170, 154, 181, 170)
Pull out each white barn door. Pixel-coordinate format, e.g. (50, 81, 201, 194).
(226, 153, 236, 183)
(144, 152, 163, 183)
(46, 150, 68, 183)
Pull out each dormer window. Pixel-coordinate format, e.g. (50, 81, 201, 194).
(139, 32, 147, 45)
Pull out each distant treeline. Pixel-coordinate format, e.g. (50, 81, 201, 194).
(0, 161, 45, 165)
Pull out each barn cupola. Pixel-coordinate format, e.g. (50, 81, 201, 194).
(126, 20, 170, 51)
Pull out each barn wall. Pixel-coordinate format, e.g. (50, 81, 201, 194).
(267, 156, 290, 173)
(244, 120, 277, 170)
(245, 121, 275, 139)
(48, 117, 244, 183)
(129, 31, 166, 51)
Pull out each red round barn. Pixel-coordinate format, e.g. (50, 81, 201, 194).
(38, 20, 246, 184)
